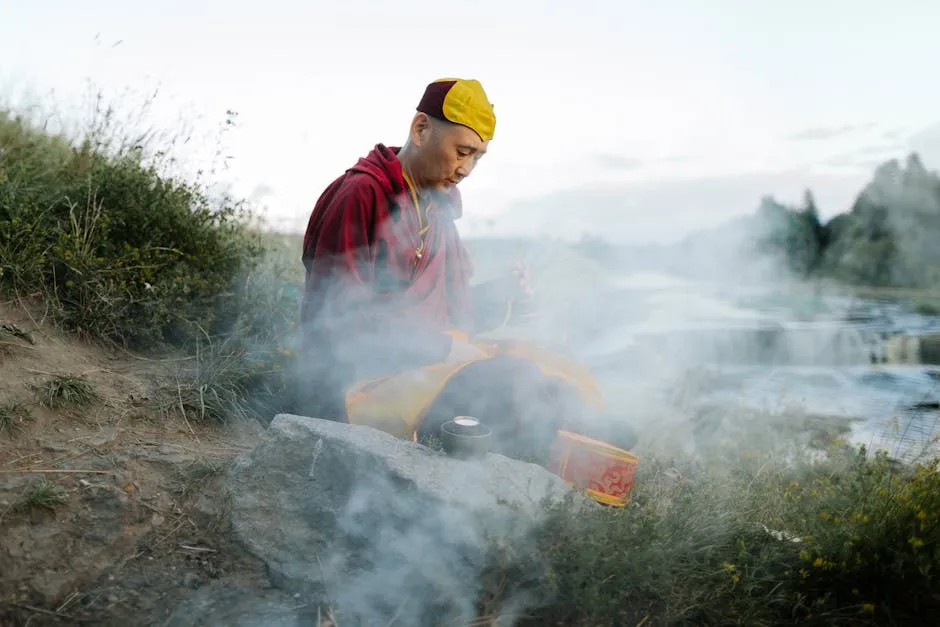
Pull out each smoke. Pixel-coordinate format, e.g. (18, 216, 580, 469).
(14, 72, 936, 624)
(457, 192, 937, 461)
(278, 185, 858, 623)
(314, 455, 552, 625)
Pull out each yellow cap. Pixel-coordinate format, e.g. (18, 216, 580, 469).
(416, 78, 496, 141)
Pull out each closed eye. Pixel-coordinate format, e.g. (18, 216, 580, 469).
(456, 144, 485, 160)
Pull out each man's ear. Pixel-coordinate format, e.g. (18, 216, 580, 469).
(410, 112, 433, 147)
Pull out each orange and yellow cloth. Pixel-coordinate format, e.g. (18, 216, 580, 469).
(345, 331, 604, 440)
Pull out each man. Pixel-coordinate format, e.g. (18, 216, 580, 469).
(299, 77, 622, 461)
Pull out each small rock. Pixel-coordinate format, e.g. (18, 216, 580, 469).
(109, 472, 131, 488)
(153, 491, 173, 511)
(182, 572, 201, 589)
(89, 426, 121, 448)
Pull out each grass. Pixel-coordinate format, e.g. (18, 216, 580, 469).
(0, 92, 300, 425)
(35, 373, 100, 409)
(161, 331, 295, 426)
(1, 89, 939, 625)
(480, 444, 940, 626)
(173, 457, 228, 499)
(0, 401, 31, 437)
(14, 479, 69, 514)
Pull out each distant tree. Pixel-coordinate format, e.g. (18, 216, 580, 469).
(573, 233, 613, 263)
(626, 152, 940, 288)
(742, 153, 940, 287)
(751, 193, 824, 278)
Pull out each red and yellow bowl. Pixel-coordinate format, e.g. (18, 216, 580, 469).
(546, 430, 640, 507)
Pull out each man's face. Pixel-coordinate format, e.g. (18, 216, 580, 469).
(416, 118, 489, 190)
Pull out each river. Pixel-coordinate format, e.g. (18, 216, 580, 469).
(579, 271, 940, 462)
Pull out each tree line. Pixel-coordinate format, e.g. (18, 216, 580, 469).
(750, 153, 940, 288)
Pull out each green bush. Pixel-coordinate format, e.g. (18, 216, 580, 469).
(0, 104, 303, 424)
(0, 109, 265, 347)
(487, 446, 940, 626)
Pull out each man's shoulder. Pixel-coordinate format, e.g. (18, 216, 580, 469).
(318, 170, 392, 213)
(341, 170, 390, 196)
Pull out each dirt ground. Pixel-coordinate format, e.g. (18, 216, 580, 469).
(0, 301, 277, 626)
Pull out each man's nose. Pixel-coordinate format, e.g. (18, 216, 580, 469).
(457, 160, 475, 178)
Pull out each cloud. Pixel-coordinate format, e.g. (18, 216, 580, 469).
(659, 154, 693, 164)
(823, 143, 907, 168)
(813, 123, 940, 171)
(593, 153, 645, 171)
(785, 123, 877, 142)
(487, 168, 872, 245)
(590, 153, 694, 171)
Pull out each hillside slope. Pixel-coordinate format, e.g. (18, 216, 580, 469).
(0, 300, 270, 626)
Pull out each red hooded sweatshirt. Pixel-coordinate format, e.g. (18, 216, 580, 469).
(301, 144, 475, 388)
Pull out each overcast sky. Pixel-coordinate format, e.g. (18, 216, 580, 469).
(2, 0, 939, 244)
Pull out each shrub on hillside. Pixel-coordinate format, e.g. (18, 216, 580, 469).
(485, 445, 940, 626)
(0, 104, 306, 424)
(0, 109, 266, 348)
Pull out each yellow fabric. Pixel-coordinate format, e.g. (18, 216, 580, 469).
(344, 334, 603, 440)
(436, 78, 496, 141)
(497, 339, 603, 408)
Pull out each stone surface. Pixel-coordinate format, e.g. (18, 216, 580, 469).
(227, 414, 581, 625)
